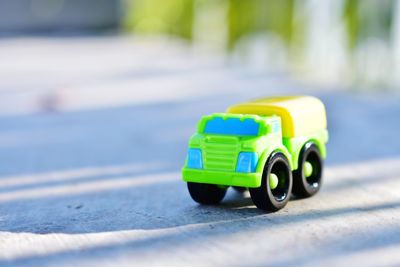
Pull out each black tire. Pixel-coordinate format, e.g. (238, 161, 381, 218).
(293, 142, 323, 198)
(232, 186, 247, 193)
(187, 182, 227, 205)
(249, 152, 292, 211)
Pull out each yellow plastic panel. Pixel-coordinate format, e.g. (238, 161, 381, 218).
(226, 96, 327, 138)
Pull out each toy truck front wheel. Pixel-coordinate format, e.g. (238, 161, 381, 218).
(187, 182, 227, 205)
(249, 152, 293, 211)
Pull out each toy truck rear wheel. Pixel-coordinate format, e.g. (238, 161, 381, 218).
(293, 142, 323, 198)
(187, 182, 227, 205)
(249, 152, 293, 211)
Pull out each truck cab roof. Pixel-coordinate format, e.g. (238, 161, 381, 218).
(197, 113, 279, 137)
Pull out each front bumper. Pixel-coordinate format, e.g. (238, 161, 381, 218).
(182, 167, 262, 188)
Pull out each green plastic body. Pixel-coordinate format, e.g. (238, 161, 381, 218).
(182, 113, 328, 188)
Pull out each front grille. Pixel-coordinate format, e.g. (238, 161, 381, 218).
(203, 136, 239, 171)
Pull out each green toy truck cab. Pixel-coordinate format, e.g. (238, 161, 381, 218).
(182, 96, 328, 211)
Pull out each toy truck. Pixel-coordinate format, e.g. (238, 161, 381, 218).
(182, 96, 328, 211)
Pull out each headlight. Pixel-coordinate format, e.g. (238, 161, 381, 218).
(236, 152, 258, 173)
(186, 148, 203, 169)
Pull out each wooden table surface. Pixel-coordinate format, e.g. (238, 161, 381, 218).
(0, 36, 399, 267)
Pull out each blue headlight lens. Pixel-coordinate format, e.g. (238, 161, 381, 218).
(236, 152, 258, 173)
(187, 148, 203, 169)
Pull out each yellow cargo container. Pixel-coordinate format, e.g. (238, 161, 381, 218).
(227, 96, 327, 138)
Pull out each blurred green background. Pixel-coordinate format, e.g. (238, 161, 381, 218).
(1, 0, 399, 88)
(123, 0, 395, 49)
(123, 0, 400, 88)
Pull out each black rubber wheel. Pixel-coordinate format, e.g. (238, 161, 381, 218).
(293, 142, 323, 198)
(232, 186, 247, 193)
(187, 182, 227, 205)
(249, 152, 292, 211)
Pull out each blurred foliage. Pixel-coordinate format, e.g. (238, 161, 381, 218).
(343, 0, 360, 49)
(227, 0, 294, 49)
(343, 0, 394, 49)
(124, 0, 396, 50)
(124, 0, 295, 49)
(124, 0, 194, 40)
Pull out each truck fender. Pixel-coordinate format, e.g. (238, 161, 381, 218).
(293, 138, 326, 169)
(256, 146, 293, 173)
(286, 131, 328, 171)
(308, 138, 327, 159)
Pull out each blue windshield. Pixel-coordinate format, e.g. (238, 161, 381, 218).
(204, 117, 259, 136)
